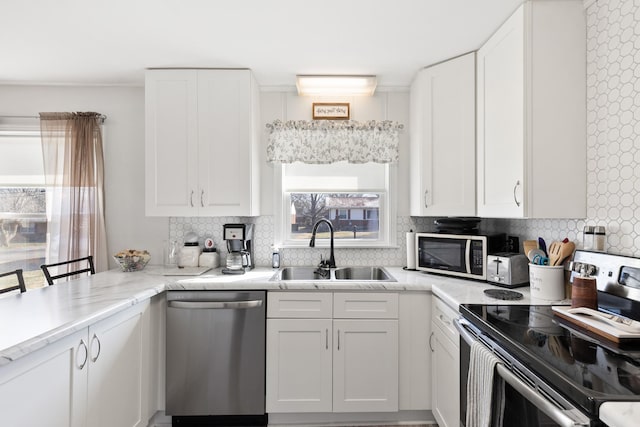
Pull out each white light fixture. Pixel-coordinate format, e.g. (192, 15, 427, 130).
(296, 75, 377, 96)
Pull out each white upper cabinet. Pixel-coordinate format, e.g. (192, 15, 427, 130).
(145, 69, 261, 217)
(476, 0, 586, 218)
(410, 52, 476, 217)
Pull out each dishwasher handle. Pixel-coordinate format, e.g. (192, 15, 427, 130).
(168, 300, 263, 310)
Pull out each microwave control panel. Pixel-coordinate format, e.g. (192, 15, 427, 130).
(471, 240, 484, 275)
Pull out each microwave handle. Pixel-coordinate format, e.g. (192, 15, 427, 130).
(465, 240, 472, 274)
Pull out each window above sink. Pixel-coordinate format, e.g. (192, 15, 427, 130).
(274, 161, 397, 249)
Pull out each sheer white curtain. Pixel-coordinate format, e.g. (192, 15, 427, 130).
(39, 112, 108, 273)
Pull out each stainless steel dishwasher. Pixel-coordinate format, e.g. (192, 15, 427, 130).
(166, 290, 266, 426)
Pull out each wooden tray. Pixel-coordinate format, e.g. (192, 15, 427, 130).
(552, 306, 640, 343)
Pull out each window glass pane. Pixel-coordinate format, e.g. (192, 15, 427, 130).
(0, 132, 47, 289)
(289, 193, 380, 241)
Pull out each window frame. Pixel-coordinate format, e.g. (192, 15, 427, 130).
(274, 163, 397, 249)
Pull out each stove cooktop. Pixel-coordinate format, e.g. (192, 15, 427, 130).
(460, 304, 640, 416)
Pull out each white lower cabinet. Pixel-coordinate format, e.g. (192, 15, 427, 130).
(86, 301, 150, 427)
(0, 301, 150, 427)
(332, 319, 398, 412)
(266, 292, 399, 414)
(0, 329, 87, 427)
(431, 296, 460, 427)
(266, 318, 333, 412)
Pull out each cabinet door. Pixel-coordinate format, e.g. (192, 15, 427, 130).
(86, 302, 149, 427)
(0, 330, 87, 427)
(197, 70, 258, 216)
(266, 318, 333, 413)
(145, 70, 199, 216)
(410, 52, 476, 217)
(476, 5, 525, 218)
(333, 319, 398, 412)
(399, 293, 431, 410)
(431, 325, 460, 427)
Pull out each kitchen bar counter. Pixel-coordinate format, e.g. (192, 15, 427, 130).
(0, 265, 543, 366)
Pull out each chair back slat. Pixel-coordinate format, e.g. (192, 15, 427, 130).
(41, 256, 95, 286)
(0, 269, 27, 294)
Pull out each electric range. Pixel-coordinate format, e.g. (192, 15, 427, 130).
(457, 250, 640, 426)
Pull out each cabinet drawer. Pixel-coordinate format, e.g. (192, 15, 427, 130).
(333, 293, 398, 319)
(267, 292, 332, 318)
(432, 296, 459, 341)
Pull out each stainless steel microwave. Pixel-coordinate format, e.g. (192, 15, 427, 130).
(415, 232, 504, 280)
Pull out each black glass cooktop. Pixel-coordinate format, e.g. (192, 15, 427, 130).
(460, 304, 640, 415)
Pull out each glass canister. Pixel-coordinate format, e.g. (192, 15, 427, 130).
(582, 226, 594, 251)
(594, 226, 606, 252)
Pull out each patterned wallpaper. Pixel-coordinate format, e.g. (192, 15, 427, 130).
(170, 0, 640, 266)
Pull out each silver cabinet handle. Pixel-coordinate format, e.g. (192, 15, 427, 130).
(337, 330, 340, 351)
(168, 300, 263, 310)
(429, 332, 434, 352)
(325, 328, 329, 350)
(200, 190, 204, 207)
(513, 180, 521, 207)
(424, 189, 428, 208)
(90, 333, 101, 363)
(77, 338, 89, 370)
(190, 190, 194, 207)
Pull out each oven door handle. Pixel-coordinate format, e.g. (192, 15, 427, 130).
(454, 318, 591, 427)
(494, 364, 590, 427)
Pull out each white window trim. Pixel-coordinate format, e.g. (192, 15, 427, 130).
(273, 164, 397, 249)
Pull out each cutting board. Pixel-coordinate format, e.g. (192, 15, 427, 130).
(552, 306, 640, 343)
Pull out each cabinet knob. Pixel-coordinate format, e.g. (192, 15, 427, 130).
(424, 190, 429, 208)
(200, 190, 205, 207)
(190, 190, 194, 207)
(429, 332, 434, 352)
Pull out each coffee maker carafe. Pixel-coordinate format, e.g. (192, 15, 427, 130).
(222, 223, 254, 274)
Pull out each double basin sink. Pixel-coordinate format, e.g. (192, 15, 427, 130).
(271, 266, 396, 282)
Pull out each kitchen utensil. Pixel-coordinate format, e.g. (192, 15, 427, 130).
(523, 240, 538, 258)
(527, 248, 546, 263)
(538, 237, 548, 256)
(549, 240, 576, 266)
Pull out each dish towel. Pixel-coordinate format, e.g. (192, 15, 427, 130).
(466, 340, 503, 427)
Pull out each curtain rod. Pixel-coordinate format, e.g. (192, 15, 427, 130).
(0, 114, 107, 122)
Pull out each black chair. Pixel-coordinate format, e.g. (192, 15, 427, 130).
(41, 255, 95, 286)
(0, 269, 27, 294)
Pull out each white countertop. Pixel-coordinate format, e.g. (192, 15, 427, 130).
(0, 265, 560, 367)
(599, 402, 640, 427)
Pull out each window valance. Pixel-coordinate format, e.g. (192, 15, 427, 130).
(266, 120, 403, 164)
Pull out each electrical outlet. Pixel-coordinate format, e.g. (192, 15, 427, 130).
(506, 235, 520, 253)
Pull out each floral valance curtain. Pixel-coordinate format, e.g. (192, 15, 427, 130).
(39, 112, 108, 274)
(266, 120, 403, 164)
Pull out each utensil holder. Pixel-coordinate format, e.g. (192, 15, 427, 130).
(529, 264, 565, 301)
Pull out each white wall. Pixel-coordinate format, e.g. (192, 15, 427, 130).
(0, 85, 167, 268)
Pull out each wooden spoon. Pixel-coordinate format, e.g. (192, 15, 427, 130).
(548, 241, 563, 266)
(556, 241, 576, 266)
(549, 240, 576, 266)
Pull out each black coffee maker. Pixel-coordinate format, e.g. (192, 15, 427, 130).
(222, 223, 254, 274)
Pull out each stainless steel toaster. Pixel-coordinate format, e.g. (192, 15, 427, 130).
(486, 252, 530, 288)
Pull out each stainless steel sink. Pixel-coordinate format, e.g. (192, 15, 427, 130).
(334, 266, 393, 281)
(271, 266, 395, 282)
(273, 266, 330, 281)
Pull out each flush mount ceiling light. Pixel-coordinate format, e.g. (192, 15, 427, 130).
(295, 75, 377, 96)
